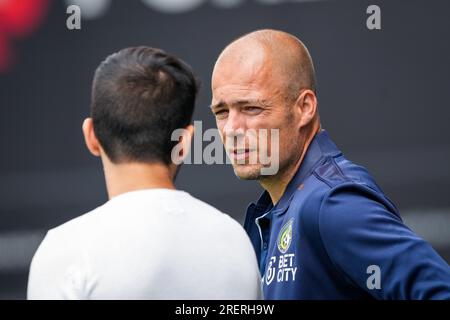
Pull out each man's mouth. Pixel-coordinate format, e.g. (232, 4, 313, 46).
(229, 149, 253, 161)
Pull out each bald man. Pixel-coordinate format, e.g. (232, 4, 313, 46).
(211, 29, 450, 300)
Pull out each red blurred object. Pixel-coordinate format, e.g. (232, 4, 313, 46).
(0, 33, 10, 72)
(0, 0, 50, 73)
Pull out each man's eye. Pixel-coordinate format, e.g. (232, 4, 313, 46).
(214, 110, 228, 117)
(245, 106, 261, 112)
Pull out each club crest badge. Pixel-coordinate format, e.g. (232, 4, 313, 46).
(277, 218, 293, 254)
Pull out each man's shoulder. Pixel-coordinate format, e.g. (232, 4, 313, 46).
(294, 154, 388, 202)
(186, 193, 247, 233)
(28, 209, 100, 279)
(30, 206, 103, 270)
(48, 202, 104, 238)
(312, 154, 379, 189)
(28, 207, 104, 300)
(291, 154, 398, 227)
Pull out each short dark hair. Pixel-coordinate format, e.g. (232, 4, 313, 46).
(91, 46, 198, 164)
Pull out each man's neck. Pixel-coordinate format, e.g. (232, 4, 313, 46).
(102, 159, 176, 199)
(259, 152, 304, 206)
(260, 126, 320, 205)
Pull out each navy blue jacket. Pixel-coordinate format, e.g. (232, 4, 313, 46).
(244, 130, 450, 299)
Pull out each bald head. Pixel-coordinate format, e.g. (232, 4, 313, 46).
(213, 29, 316, 99)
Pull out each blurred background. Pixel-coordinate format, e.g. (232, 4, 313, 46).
(0, 0, 449, 299)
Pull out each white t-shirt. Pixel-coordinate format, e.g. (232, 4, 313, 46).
(27, 189, 262, 300)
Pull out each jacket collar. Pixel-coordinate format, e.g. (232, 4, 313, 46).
(253, 129, 342, 215)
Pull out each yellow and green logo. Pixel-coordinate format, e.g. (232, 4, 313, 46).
(277, 218, 294, 254)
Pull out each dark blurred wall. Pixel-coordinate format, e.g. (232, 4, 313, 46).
(0, 0, 449, 299)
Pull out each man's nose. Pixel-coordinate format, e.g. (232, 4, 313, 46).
(223, 110, 245, 138)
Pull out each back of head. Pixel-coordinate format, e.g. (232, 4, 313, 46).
(91, 46, 198, 165)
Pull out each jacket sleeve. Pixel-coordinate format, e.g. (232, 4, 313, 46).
(318, 183, 450, 300)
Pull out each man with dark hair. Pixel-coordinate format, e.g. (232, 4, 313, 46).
(27, 47, 261, 300)
(90, 47, 197, 165)
(211, 29, 450, 299)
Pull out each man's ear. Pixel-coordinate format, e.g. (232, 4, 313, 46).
(295, 89, 318, 128)
(82, 118, 102, 157)
(179, 124, 194, 160)
(184, 124, 195, 144)
(171, 124, 195, 165)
